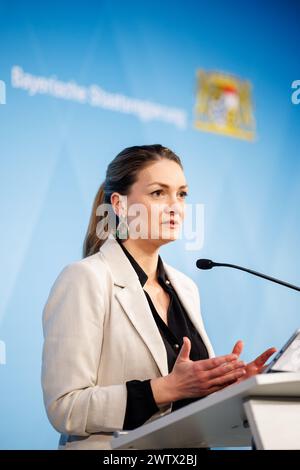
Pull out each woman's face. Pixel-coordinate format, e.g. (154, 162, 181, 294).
(113, 159, 188, 247)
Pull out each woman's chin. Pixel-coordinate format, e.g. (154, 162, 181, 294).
(159, 227, 181, 242)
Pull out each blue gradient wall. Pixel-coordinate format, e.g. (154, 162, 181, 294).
(0, 0, 299, 449)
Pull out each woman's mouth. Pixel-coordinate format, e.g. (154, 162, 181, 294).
(162, 220, 180, 228)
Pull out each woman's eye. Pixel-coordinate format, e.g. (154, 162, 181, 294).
(151, 190, 164, 197)
(151, 190, 188, 198)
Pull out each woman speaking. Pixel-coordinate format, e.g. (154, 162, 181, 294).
(41, 144, 276, 450)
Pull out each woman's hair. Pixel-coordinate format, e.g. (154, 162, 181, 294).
(83, 144, 183, 257)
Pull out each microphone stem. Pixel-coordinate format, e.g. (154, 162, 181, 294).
(213, 263, 300, 292)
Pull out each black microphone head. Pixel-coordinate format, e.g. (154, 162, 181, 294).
(196, 259, 215, 270)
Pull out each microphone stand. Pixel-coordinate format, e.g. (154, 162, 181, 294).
(196, 259, 300, 292)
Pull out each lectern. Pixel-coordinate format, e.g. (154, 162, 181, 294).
(111, 373, 300, 450)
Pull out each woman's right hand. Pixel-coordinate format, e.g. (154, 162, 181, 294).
(151, 336, 246, 406)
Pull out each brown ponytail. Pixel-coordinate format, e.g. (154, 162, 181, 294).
(82, 181, 107, 257)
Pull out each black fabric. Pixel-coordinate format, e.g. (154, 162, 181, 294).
(123, 379, 159, 431)
(117, 238, 209, 431)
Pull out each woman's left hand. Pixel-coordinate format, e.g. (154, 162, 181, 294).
(231, 340, 277, 380)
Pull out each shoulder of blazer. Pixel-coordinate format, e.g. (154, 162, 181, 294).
(47, 252, 112, 302)
(59, 252, 110, 279)
(43, 253, 112, 329)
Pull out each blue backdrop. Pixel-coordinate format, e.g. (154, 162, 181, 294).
(0, 0, 299, 449)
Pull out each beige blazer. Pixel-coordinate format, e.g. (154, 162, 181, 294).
(41, 235, 214, 450)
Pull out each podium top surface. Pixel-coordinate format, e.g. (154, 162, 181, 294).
(111, 373, 300, 450)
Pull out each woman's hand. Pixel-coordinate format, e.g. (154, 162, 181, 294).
(231, 340, 277, 380)
(150, 337, 247, 405)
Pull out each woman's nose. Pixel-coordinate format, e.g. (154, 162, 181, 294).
(165, 203, 181, 215)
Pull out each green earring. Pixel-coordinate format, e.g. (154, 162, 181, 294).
(116, 219, 129, 240)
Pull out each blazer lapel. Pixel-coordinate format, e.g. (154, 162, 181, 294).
(100, 235, 169, 376)
(163, 263, 215, 358)
(115, 286, 169, 376)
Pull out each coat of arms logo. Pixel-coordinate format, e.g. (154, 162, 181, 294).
(195, 70, 255, 140)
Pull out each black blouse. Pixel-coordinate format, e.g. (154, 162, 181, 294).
(117, 239, 209, 430)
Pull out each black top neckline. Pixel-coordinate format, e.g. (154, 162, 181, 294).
(116, 237, 169, 287)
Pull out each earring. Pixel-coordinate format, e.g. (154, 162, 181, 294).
(116, 217, 129, 240)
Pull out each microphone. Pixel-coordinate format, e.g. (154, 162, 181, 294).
(196, 259, 300, 292)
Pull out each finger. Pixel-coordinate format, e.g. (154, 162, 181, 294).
(176, 336, 191, 362)
(205, 360, 246, 380)
(209, 377, 241, 392)
(253, 347, 277, 367)
(208, 368, 246, 387)
(196, 354, 239, 371)
(232, 340, 243, 357)
(200, 378, 240, 397)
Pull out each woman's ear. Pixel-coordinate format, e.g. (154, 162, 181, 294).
(111, 193, 128, 218)
(110, 192, 121, 217)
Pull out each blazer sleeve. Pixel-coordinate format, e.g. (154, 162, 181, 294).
(41, 262, 127, 437)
